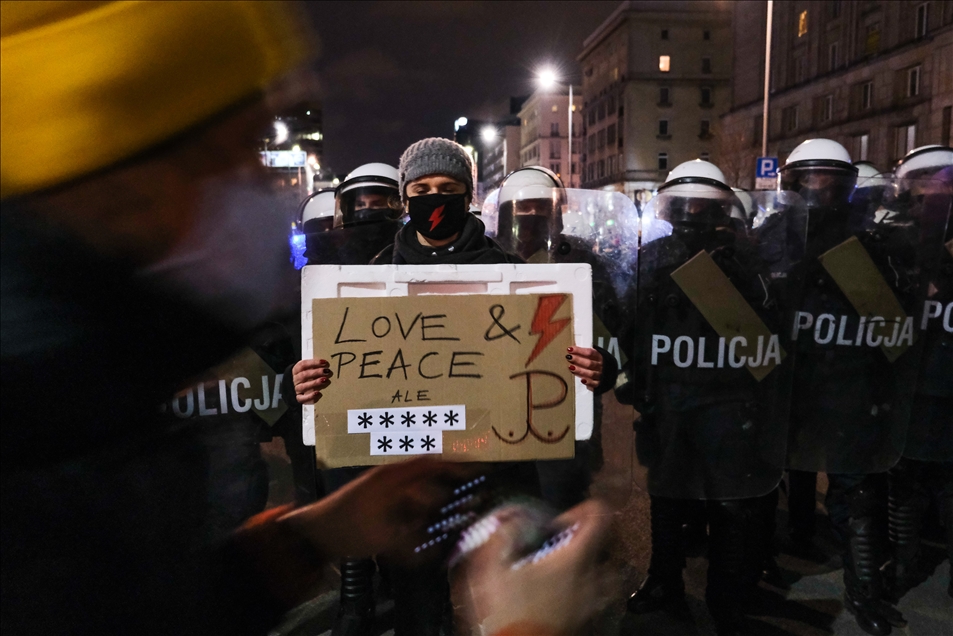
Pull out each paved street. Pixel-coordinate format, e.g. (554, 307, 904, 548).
(274, 405, 952, 636)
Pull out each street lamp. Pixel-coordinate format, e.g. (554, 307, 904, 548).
(481, 126, 498, 144)
(536, 68, 575, 187)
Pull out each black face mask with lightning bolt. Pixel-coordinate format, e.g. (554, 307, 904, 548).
(407, 192, 469, 240)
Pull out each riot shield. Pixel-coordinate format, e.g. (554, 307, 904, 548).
(159, 317, 305, 542)
(896, 172, 953, 463)
(784, 175, 946, 474)
(483, 187, 639, 510)
(630, 190, 805, 500)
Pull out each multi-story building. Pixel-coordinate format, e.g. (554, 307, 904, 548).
(578, 0, 732, 198)
(517, 86, 583, 187)
(483, 97, 527, 190)
(720, 0, 953, 189)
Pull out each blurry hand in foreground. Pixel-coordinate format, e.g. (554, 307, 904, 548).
(453, 499, 613, 636)
(280, 457, 478, 559)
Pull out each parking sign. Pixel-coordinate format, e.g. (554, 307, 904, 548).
(755, 156, 779, 190)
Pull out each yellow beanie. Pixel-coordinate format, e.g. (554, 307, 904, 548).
(0, 1, 314, 199)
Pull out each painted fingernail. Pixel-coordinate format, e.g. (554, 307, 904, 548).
(566, 355, 573, 360)
(567, 347, 574, 352)
(323, 369, 332, 375)
(569, 365, 576, 371)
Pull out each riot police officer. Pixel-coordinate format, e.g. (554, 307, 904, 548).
(625, 160, 792, 635)
(300, 187, 335, 234)
(495, 166, 629, 508)
(300, 163, 404, 266)
(780, 139, 922, 635)
(884, 145, 953, 602)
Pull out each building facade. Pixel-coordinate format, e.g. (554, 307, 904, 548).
(720, 0, 953, 189)
(517, 87, 583, 187)
(578, 0, 732, 198)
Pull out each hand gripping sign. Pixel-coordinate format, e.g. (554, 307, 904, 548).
(301, 264, 594, 468)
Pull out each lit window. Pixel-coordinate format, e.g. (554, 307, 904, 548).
(908, 66, 921, 97)
(551, 104, 558, 113)
(659, 55, 671, 72)
(658, 152, 669, 171)
(798, 10, 808, 37)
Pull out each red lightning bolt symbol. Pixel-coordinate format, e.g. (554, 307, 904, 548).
(429, 204, 446, 231)
(525, 294, 571, 367)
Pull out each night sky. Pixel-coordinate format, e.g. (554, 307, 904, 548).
(303, 1, 621, 174)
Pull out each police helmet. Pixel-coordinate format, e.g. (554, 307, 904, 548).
(497, 166, 566, 259)
(779, 138, 857, 208)
(299, 189, 335, 234)
(655, 160, 735, 228)
(334, 162, 402, 228)
(894, 145, 953, 181)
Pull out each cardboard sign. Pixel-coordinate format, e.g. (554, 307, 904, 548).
(301, 264, 595, 447)
(311, 293, 576, 467)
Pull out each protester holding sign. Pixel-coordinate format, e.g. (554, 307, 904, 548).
(293, 137, 611, 635)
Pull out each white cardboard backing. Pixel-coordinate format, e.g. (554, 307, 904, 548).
(301, 264, 594, 445)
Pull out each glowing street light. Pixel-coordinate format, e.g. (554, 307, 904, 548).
(273, 120, 289, 145)
(481, 126, 498, 143)
(537, 68, 558, 90)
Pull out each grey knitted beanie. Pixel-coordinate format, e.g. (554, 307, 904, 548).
(398, 137, 473, 200)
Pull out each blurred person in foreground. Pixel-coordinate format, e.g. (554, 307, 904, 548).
(0, 3, 610, 634)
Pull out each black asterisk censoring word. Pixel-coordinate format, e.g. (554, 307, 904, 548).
(377, 436, 392, 452)
(380, 412, 395, 428)
(401, 412, 416, 427)
(358, 413, 373, 429)
(421, 435, 436, 451)
(423, 411, 437, 426)
(444, 410, 459, 426)
(399, 436, 414, 452)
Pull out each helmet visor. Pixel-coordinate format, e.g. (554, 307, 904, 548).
(335, 185, 402, 228)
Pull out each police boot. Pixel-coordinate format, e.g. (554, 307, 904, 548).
(842, 481, 902, 636)
(885, 461, 929, 603)
(627, 496, 685, 614)
(705, 500, 756, 636)
(332, 558, 375, 636)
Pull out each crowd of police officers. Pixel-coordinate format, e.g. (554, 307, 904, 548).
(176, 136, 951, 636)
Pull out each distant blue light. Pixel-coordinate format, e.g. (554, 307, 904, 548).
(289, 232, 307, 270)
